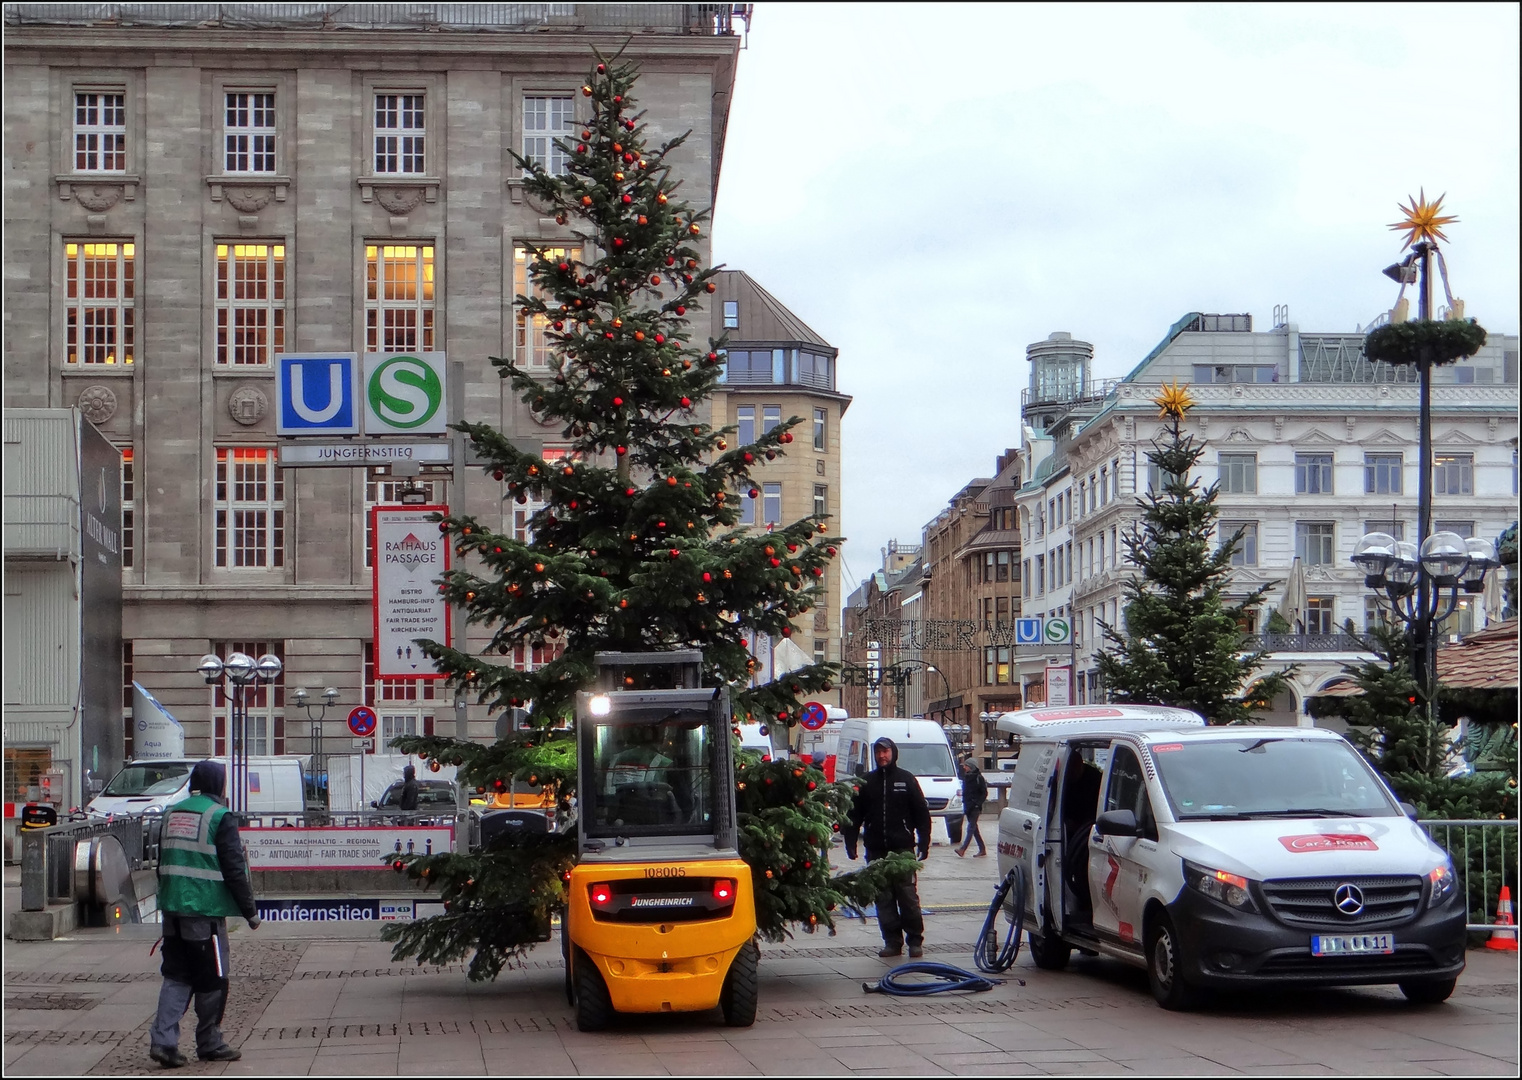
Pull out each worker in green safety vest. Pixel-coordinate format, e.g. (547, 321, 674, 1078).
(148, 760, 259, 1069)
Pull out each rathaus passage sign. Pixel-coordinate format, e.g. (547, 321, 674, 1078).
(372, 505, 450, 679)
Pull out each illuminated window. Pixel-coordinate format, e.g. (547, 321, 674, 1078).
(224, 91, 275, 173)
(215, 449, 284, 568)
(1305, 596, 1335, 636)
(513, 244, 578, 368)
(1434, 454, 1473, 496)
(522, 95, 575, 176)
(120, 447, 134, 569)
(366, 244, 435, 353)
(64, 241, 134, 365)
(375, 93, 425, 174)
(74, 92, 125, 172)
(215, 243, 285, 365)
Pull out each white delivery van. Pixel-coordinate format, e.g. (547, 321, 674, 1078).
(326, 754, 458, 812)
(837, 717, 963, 844)
(737, 723, 774, 762)
(994, 705, 1466, 1010)
(87, 756, 308, 818)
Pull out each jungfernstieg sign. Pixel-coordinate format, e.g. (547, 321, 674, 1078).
(372, 505, 450, 679)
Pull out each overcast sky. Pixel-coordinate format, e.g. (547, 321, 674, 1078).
(708, 2, 1520, 596)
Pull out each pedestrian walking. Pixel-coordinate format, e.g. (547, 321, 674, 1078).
(843, 737, 932, 959)
(149, 760, 259, 1069)
(954, 754, 988, 858)
(399, 764, 421, 812)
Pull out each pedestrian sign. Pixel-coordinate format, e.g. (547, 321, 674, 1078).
(1015, 618, 1044, 645)
(1044, 618, 1071, 644)
(799, 701, 829, 731)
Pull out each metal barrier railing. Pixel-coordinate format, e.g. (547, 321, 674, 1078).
(1418, 818, 1519, 933)
(238, 809, 468, 829)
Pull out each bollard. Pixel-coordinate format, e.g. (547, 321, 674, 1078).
(20, 830, 46, 912)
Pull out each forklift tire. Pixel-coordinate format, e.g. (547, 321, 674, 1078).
(573, 948, 615, 1032)
(1027, 924, 1072, 971)
(719, 940, 759, 1027)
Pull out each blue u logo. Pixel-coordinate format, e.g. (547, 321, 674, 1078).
(277, 355, 359, 435)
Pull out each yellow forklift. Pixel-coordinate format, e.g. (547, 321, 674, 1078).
(563, 650, 758, 1031)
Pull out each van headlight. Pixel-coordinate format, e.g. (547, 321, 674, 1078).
(1184, 860, 1258, 913)
(1427, 862, 1457, 909)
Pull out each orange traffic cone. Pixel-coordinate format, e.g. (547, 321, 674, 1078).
(1485, 885, 1518, 951)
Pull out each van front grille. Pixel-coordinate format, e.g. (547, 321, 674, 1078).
(924, 798, 948, 811)
(1259, 875, 1423, 927)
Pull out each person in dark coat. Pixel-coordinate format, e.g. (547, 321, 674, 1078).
(843, 737, 933, 958)
(150, 760, 259, 1068)
(399, 764, 420, 812)
(954, 754, 989, 857)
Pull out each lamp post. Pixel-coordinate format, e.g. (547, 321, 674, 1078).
(291, 686, 339, 809)
(1352, 228, 1499, 743)
(197, 651, 283, 816)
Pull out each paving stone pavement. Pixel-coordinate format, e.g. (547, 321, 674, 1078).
(5, 846, 1519, 1075)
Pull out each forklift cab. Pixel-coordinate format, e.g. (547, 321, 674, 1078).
(564, 651, 758, 1031)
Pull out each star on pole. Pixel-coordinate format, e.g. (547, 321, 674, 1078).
(1389, 189, 1458, 250)
(1153, 380, 1195, 420)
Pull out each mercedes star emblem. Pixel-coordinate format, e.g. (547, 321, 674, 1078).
(1334, 883, 1365, 915)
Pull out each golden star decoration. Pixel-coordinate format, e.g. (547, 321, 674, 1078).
(1389, 189, 1458, 250)
(1153, 380, 1195, 419)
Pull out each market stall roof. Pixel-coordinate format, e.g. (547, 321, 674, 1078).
(1435, 619, 1518, 690)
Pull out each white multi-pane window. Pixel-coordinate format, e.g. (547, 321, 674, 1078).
(362, 644, 435, 752)
(1433, 454, 1473, 496)
(762, 483, 782, 527)
(224, 92, 276, 173)
(375, 93, 425, 174)
(762, 406, 781, 437)
(813, 484, 827, 521)
(513, 245, 578, 368)
(366, 244, 435, 352)
(210, 641, 283, 756)
(813, 408, 826, 451)
(120, 447, 135, 570)
(215, 243, 285, 366)
(1365, 453, 1403, 495)
(1221, 521, 1257, 566)
(523, 95, 575, 175)
(1305, 597, 1335, 636)
(363, 470, 446, 567)
(723, 301, 739, 328)
(739, 484, 758, 527)
(215, 449, 285, 568)
(1295, 521, 1335, 566)
(74, 92, 125, 172)
(1294, 453, 1334, 494)
(510, 448, 570, 542)
(736, 406, 756, 446)
(1218, 453, 1257, 494)
(64, 241, 134, 365)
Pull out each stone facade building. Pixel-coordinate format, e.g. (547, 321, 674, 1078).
(3, 5, 777, 762)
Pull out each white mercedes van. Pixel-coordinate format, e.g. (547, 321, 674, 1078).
(87, 757, 308, 818)
(837, 717, 963, 842)
(994, 705, 1466, 1009)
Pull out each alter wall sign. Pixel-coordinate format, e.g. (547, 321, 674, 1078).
(372, 505, 450, 679)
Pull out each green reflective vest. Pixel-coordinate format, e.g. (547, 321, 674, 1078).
(157, 793, 242, 917)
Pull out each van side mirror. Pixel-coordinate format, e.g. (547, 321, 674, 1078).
(1094, 809, 1139, 838)
(1399, 801, 1419, 820)
(370, 800, 379, 809)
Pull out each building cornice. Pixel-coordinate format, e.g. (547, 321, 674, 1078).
(125, 586, 370, 603)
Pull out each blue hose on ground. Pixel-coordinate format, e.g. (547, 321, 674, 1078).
(862, 961, 1002, 995)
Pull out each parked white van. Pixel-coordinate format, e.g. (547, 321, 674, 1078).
(86, 757, 308, 818)
(994, 705, 1467, 1009)
(837, 717, 963, 843)
(737, 723, 775, 761)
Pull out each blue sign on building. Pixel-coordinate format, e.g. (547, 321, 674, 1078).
(1015, 617, 1044, 645)
(277, 354, 359, 435)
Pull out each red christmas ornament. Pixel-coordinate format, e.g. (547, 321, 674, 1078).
(781, 432, 793, 443)
(670, 548, 680, 559)
(666, 476, 678, 487)
(612, 396, 624, 406)
(665, 256, 675, 266)
(492, 469, 504, 481)
(748, 488, 759, 499)
(769, 558, 781, 567)
(702, 572, 711, 582)
(596, 63, 606, 74)
(553, 320, 564, 331)
(616, 445, 627, 456)
(827, 546, 837, 556)
(613, 238, 624, 248)
(625, 487, 636, 497)
(704, 282, 716, 292)
(621, 194, 632, 204)
(781, 626, 792, 637)
(655, 334, 666, 344)
(576, 143, 586, 154)
(438, 522, 449, 533)
(706, 351, 719, 363)
(680, 396, 691, 407)
(613, 95, 622, 104)
(623, 152, 634, 164)
(675, 305, 686, 316)
(650, 274, 661, 285)
(812, 567, 824, 577)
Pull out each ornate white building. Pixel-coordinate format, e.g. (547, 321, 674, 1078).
(1017, 312, 1517, 726)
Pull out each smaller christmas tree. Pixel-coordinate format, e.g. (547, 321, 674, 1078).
(1097, 382, 1292, 723)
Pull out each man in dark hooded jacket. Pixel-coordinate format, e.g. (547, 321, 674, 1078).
(149, 760, 258, 1068)
(843, 737, 933, 958)
(399, 764, 420, 812)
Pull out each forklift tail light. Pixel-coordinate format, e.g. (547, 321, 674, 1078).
(712, 878, 736, 903)
(590, 882, 613, 907)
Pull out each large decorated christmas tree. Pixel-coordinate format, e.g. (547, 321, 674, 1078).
(380, 53, 911, 981)
(1096, 383, 1292, 723)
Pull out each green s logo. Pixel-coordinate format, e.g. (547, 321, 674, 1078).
(368, 355, 442, 429)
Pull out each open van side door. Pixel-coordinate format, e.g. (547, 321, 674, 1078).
(997, 741, 1060, 930)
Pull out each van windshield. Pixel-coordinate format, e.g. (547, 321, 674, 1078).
(101, 763, 191, 797)
(1152, 738, 1401, 820)
(895, 743, 956, 779)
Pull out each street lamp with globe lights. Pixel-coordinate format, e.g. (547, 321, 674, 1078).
(197, 651, 283, 815)
(291, 686, 339, 809)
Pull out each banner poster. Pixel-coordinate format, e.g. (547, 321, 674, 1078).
(372, 505, 450, 678)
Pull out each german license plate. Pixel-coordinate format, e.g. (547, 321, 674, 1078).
(1311, 933, 1394, 956)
